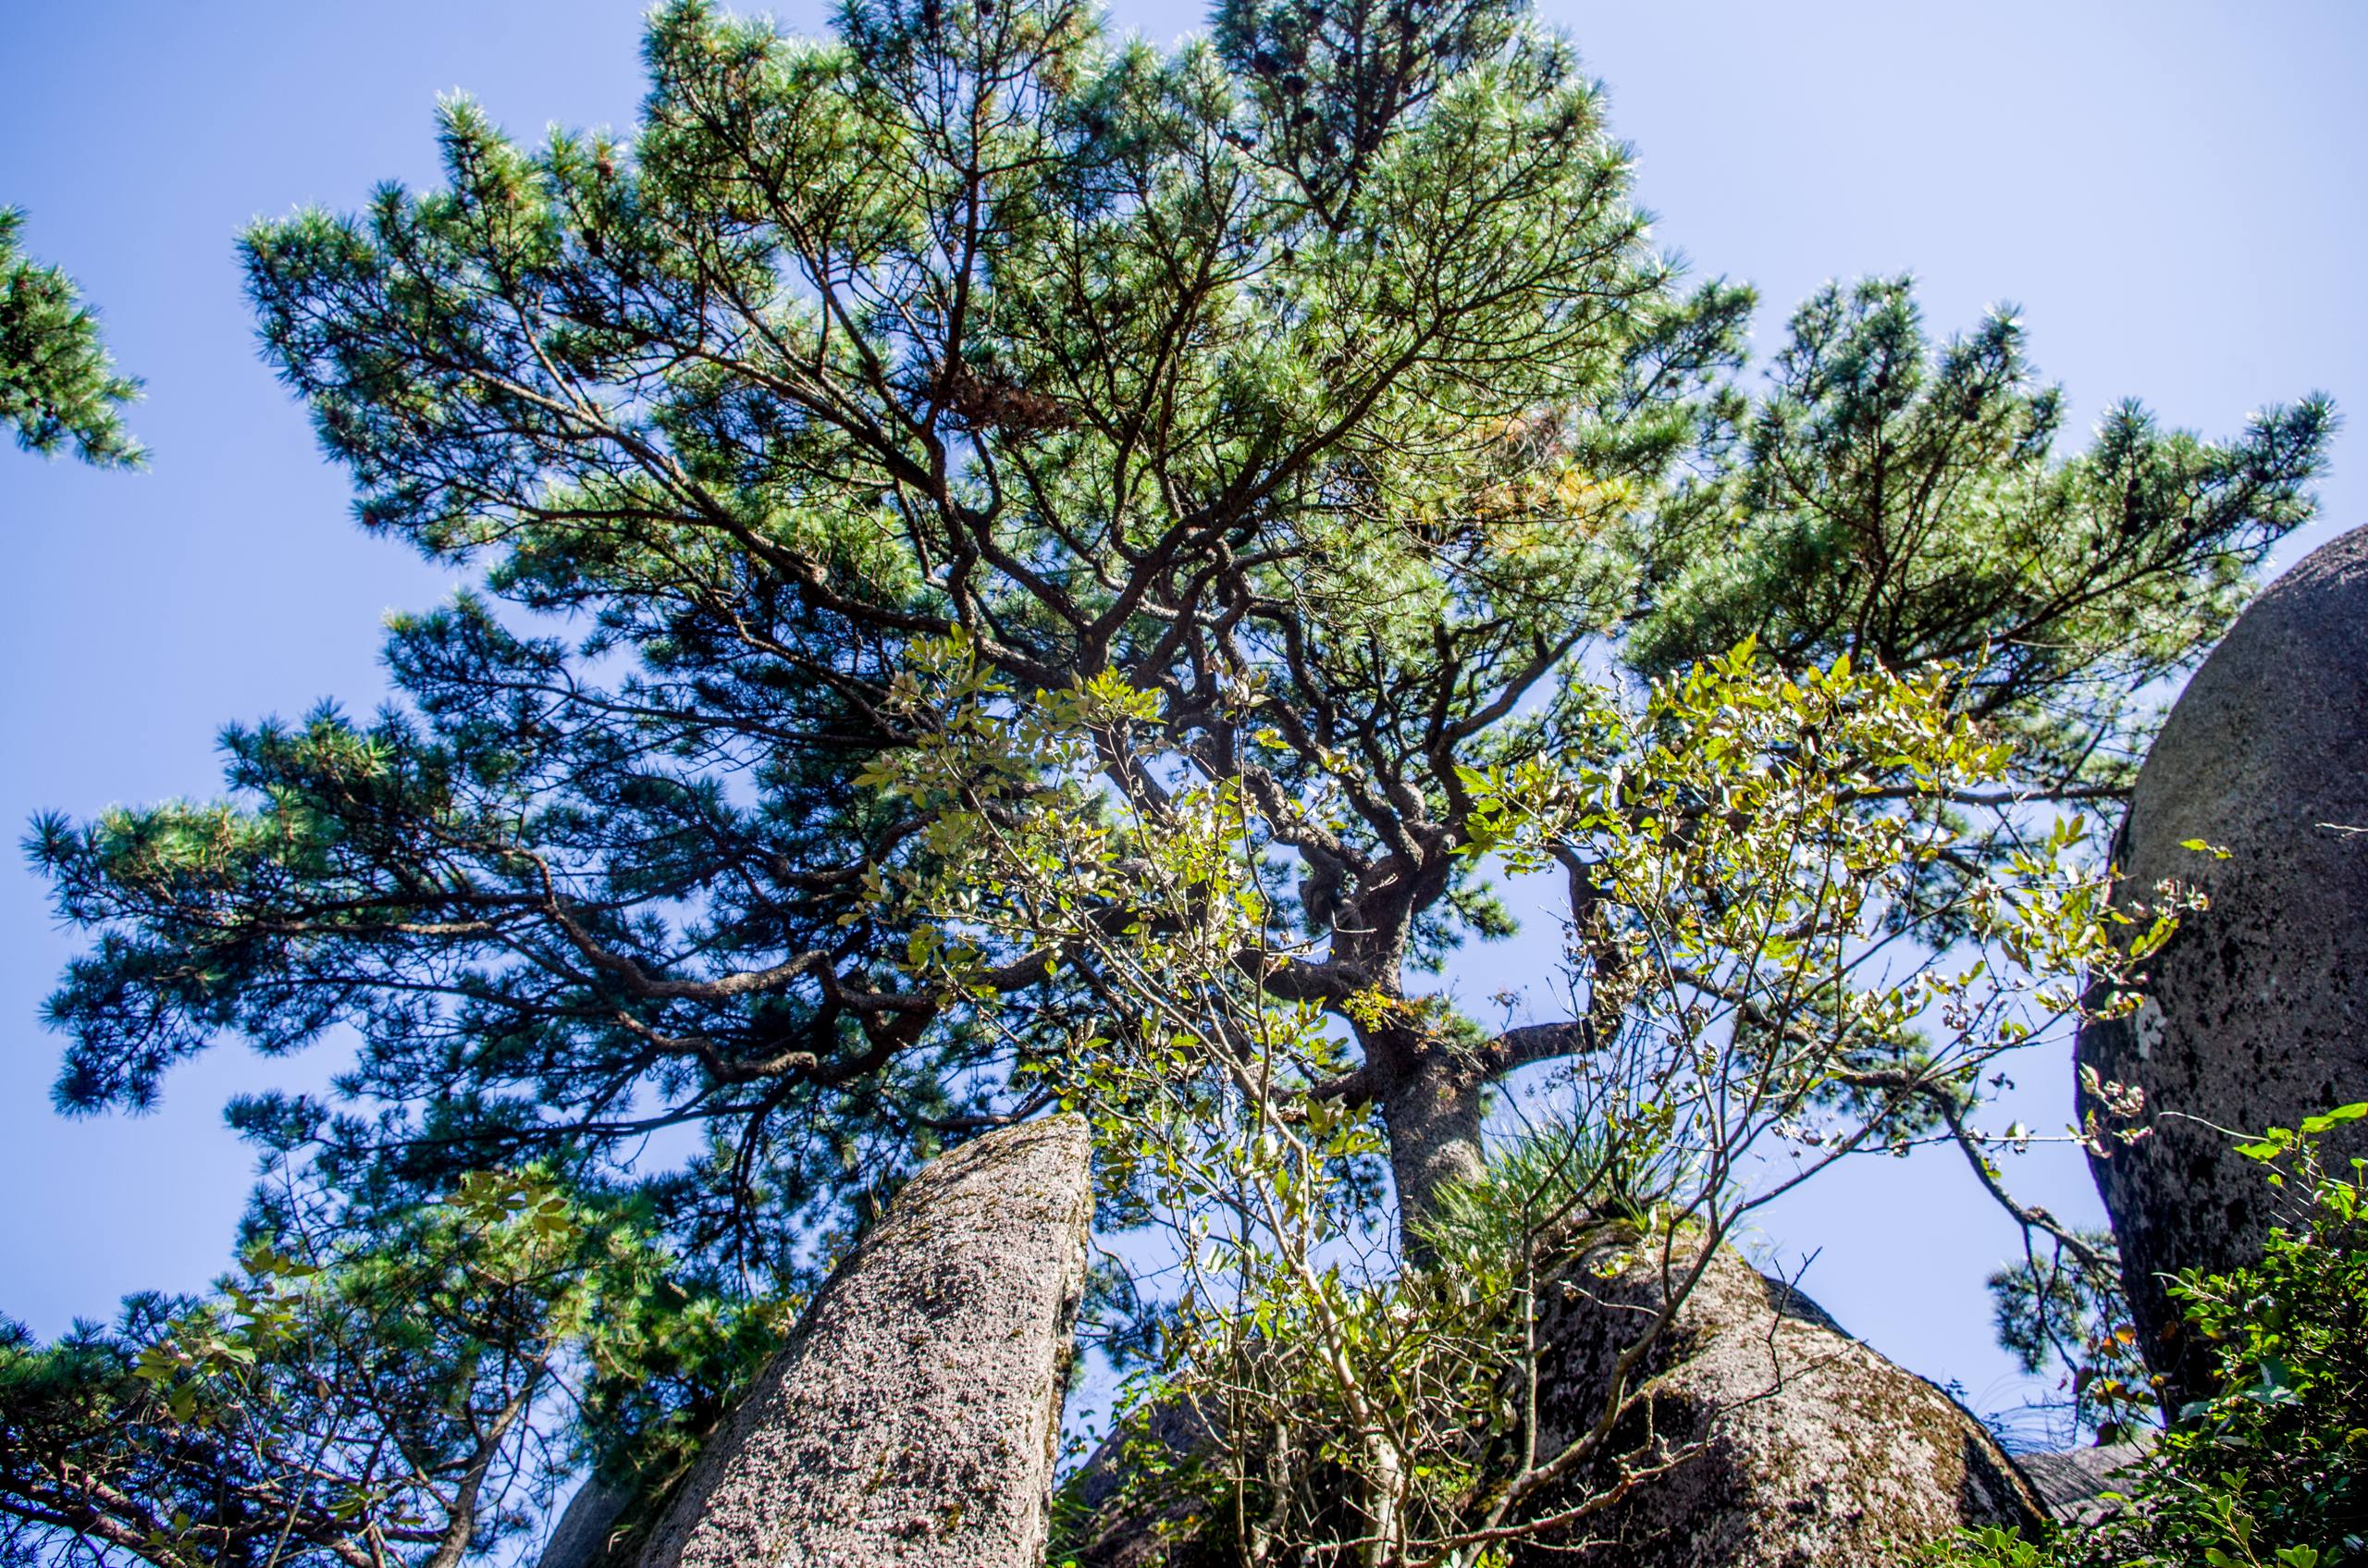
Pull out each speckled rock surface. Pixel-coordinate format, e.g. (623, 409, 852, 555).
(2076, 524, 2368, 1405)
(2017, 1439, 2152, 1528)
(636, 1115, 1092, 1568)
(1516, 1237, 2042, 1565)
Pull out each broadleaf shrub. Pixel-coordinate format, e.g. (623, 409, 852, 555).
(1942, 1106, 2368, 1568)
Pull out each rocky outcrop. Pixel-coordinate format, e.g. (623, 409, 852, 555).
(538, 1472, 635, 1568)
(1517, 1236, 2043, 1565)
(1061, 1399, 1225, 1568)
(1065, 1236, 2041, 1566)
(636, 1115, 1092, 1568)
(2077, 524, 2368, 1406)
(2016, 1439, 2151, 1528)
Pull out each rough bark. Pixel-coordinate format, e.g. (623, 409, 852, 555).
(1379, 1047, 1490, 1240)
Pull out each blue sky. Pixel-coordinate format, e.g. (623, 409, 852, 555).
(3, 0, 2362, 1426)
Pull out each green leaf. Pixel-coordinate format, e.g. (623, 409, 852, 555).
(2299, 1102, 2368, 1136)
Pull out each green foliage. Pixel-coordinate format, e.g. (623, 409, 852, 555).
(1985, 1226, 2153, 1443)
(0, 207, 142, 467)
(902, 642, 2164, 1562)
(1941, 1111, 2368, 1568)
(31, 0, 2321, 1264)
(0, 1166, 775, 1568)
(12, 0, 2339, 1558)
(1463, 638, 2177, 1139)
(1413, 1122, 1671, 1263)
(1631, 277, 2330, 789)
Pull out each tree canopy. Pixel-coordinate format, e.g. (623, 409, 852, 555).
(11, 0, 2338, 1560)
(0, 206, 143, 468)
(0, 1167, 775, 1568)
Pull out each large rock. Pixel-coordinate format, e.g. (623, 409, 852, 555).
(637, 1115, 1092, 1568)
(1060, 1399, 1225, 1568)
(1064, 1235, 2041, 1566)
(1518, 1236, 2042, 1565)
(539, 1472, 635, 1568)
(2016, 1439, 2151, 1529)
(2077, 524, 2368, 1405)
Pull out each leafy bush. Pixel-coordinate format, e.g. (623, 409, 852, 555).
(1944, 1105, 2368, 1568)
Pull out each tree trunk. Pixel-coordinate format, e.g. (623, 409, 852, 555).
(1380, 1045, 1489, 1257)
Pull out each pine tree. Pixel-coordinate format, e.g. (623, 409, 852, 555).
(0, 1167, 771, 1568)
(0, 208, 142, 468)
(30, 0, 2328, 1253)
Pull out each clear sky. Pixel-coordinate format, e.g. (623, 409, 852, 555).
(3, 0, 2362, 1431)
